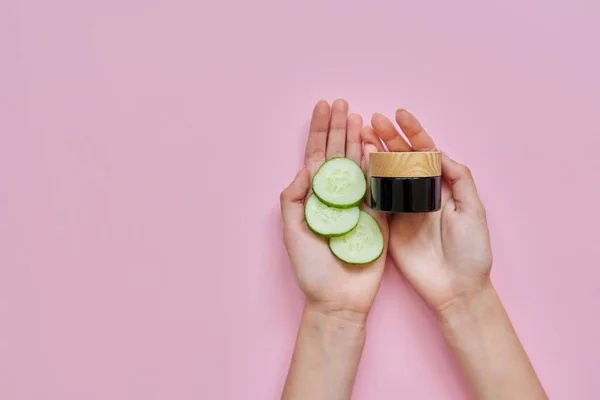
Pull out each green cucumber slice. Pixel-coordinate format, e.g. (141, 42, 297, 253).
(328, 211, 384, 265)
(312, 158, 366, 208)
(305, 194, 360, 237)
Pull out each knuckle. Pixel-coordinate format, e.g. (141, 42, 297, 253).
(312, 149, 326, 160)
(307, 150, 326, 164)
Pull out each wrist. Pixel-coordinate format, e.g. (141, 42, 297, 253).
(301, 300, 367, 345)
(306, 298, 369, 326)
(435, 278, 498, 325)
(434, 279, 547, 399)
(282, 300, 367, 400)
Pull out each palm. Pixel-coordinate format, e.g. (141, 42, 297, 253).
(281, 99, 389, 316)
(289, 207, 387, 314)
(388, 200, 492, 308)
(387, 188, 456, 307)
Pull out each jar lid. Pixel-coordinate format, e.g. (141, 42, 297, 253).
(369, 151, 441, 178)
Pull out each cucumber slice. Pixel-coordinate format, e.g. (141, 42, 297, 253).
(312, 158, 366, 208)
(305, 194, 360, 237)
(329, 211, 384, 265)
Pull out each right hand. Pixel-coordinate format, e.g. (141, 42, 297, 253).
(362, 109, 493, 313)
(280, 100, 389, 321)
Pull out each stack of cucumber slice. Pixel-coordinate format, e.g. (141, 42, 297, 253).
(305, 158, 384, 265)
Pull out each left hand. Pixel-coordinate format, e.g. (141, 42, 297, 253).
(362, 110, 493, 314)
(280, 99, 389, 321)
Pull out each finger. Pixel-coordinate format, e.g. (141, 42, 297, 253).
(361, 125, 385, 152)
(361, 143, 378, 207)
(305, 100, 331, 175)
(280, 167, 311, 223)
(326, 99, 349, 159)
(395, 109, 436, 151)
(371, 113, 412, 152)
(346, 113, 363, 165)
(361, 143, 378, 174)
(441, 152, 483, 213)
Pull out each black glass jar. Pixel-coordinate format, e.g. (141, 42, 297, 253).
(368, 152, 442, 213)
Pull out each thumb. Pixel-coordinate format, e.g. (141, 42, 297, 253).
(441, 152, 483, 213)
(280, 166, 311, 223)
(361, 144, 378, 207)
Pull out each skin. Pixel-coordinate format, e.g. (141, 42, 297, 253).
(367, 110, 548, 399)
(280, 99, 387, 400)
(280, 100, 548, 400)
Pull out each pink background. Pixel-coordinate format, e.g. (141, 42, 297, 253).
(1, 0, 599, 399)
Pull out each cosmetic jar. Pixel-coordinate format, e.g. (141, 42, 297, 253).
(368, 151, 442, 213)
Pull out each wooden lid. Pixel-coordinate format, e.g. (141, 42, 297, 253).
(369, 151, 441, 178)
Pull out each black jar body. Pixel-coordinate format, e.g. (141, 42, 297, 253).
(370, 176, 441, 213)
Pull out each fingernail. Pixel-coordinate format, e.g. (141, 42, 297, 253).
(315, 100, 330, 111)
(333, 99, 349, 109)
(348, 113, 361, 122)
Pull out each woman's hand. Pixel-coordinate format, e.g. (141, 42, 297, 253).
(362, 109, 492, 314)
(363, 110, 546, 399)
(281, 100, 389, 400)
(280, 99, 389, 321)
